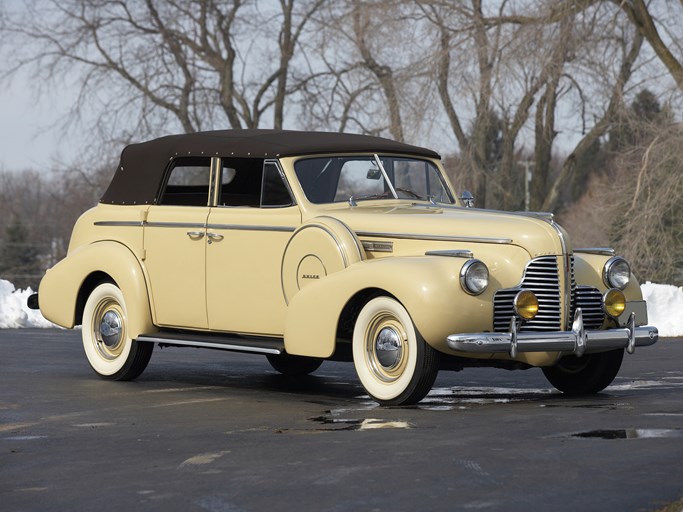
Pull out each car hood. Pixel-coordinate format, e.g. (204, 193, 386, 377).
(325, 203, 570, 258)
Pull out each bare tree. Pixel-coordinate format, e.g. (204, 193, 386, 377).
(4, 0, 323, 140)
(559, 117, 683, 284)
(614, 0, 683, 90)
(419, 1, 580, 209)
(350, 1, 403, 141)
(297, 0, 432, 142)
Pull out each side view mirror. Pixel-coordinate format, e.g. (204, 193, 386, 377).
(460, 190, 475, 208)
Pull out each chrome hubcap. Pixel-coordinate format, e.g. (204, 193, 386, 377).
(365, 313, 408, 383)
(375, 327, 402, 369)
(100, 310, 123, 347)
(92, 299, 126, 360)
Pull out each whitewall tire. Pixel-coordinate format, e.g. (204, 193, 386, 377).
(352, 296, 439, 405)
(82, 282, 153, 380)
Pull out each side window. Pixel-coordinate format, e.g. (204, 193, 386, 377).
(159, 157, 212, 206)
(261, 162, 294, 207)
(218, 158, 263, 207)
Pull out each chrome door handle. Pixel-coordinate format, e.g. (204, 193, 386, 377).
(207, 232, 224, 244)
(186, 231, 205, 239)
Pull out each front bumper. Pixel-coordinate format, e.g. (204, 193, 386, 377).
(447, 309, 659, 359)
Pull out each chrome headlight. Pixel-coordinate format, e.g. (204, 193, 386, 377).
(460, 259, 489, 296)
(603, 256, 631, 290)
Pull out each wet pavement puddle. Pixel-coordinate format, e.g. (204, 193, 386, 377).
(309, 416, 412, 431)
(570, 428, 683, 439)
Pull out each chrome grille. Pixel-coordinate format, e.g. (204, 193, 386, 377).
(494, 255, 606, 333)
(493, 256, 561, 332)
(575, 286, 605, 329)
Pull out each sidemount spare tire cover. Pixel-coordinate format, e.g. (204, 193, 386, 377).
(281, 216, 365, 304)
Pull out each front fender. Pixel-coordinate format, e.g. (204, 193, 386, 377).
(284, 256, 492, 358)
(39, 241, 154, 338)
(574, 252, 643, 300)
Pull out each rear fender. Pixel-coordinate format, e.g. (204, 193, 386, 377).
(39, 241, 154, 338)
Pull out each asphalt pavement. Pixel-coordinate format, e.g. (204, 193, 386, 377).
(1, 329, 682, 511)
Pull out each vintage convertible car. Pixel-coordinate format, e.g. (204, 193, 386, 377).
(31, 130, 659, 405)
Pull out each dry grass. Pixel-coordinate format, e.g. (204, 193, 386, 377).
(651, 497, 683, 512)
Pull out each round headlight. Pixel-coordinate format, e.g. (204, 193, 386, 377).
(514, 290, 539, 320)
(460, 259, 489, 296)
(603, 256, 631, 290)
(603, 288, 626, 319)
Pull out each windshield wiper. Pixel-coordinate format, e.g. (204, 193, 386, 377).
(348, 192, 392, 206)
(394, 187, 422, 200)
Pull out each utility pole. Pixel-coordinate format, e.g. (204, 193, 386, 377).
(520, 160, 534, 212)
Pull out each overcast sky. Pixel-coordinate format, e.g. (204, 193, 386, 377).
(0, 67, 79, 171)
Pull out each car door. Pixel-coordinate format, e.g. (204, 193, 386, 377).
(144, 156, 214, 329)
(206, 159, 300, 335)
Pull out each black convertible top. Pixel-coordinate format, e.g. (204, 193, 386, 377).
(100, 129, 441, 205)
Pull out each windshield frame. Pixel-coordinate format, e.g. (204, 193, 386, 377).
(292, 153, 455, 206)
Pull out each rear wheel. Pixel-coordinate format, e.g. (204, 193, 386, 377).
(542, 349, 624, 394)
(82, 282, 153, 380)
(266, 354, 323, 376)
(352, 296, 439, 405)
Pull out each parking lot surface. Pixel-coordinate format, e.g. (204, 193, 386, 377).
(1, 329, 682, 511)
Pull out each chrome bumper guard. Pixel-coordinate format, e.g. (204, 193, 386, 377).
(447, 309, 659, 358)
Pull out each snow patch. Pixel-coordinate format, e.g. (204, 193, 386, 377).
(0, 279, 56, 328)
(641, 282, 683, 337)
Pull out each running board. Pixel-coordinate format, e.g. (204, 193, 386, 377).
(136, 331, 284, 356)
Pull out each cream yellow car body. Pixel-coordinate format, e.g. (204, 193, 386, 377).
(34, 130, 658, 405)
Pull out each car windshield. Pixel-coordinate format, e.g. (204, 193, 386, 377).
(294, 155, 455, 205)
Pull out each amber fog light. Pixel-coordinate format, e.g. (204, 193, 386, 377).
(603, 288, 626, 319)
(514, 290, 539, 320)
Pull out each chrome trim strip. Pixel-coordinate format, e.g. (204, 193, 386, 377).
(363, 240, 394, 253)
(101, 221, 297, 232)
(94, 221, 145, 227)
(206, 224, 296, 233)
(318, 215, 365, 258)
(425, 249, 473, 259)
(528, 213, 571, 328)
(554, 230, 571, 329)
(146, 222, 206, 229)
(513, 211, 554, 221)
(575, 247, 616, 256)
(355, 231, 512, 244)
(210, 156, 221, 207)
(137, 336, 282, 355)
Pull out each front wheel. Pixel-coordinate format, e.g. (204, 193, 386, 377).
(82, 282, 153, 380)
(542, 349, 624, 395)
(352, 296, 440, 405)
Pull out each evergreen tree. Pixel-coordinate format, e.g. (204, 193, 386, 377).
(608, 88, 663, 151)
(0, 219, 40, 289)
